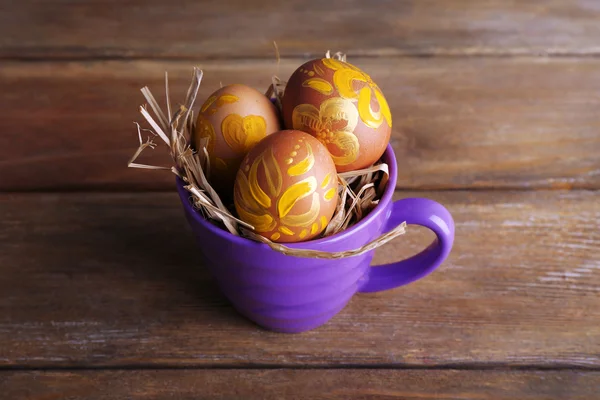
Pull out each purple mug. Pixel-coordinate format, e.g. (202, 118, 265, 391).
(176, 145, 454, 333)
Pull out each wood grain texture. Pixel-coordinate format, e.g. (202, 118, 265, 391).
(2, 0, 600, 59)
(0, 190, 598, 368)
(2, 58, 600, 191)
(2, 370, 599, 400)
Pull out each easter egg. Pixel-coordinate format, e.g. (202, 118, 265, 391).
(194, 84, 281, 196)
(234, 130, 339, 243)
(281, 58, 392, 172)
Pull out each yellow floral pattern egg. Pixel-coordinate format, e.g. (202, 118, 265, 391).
(234, 130, 339, 243)
(282, 58, 392, 172)
(194, 84, 281, 197)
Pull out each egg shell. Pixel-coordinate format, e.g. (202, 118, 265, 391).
(234, 130, 339, 243)
(282, 58, 392, 172)
(194, 84, 281, 197)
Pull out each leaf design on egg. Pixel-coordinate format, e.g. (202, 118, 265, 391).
(216, 94, 239, 107)
(287, 142, 314, 177)
(314, 64, 325, 77)
(263, 147, 282, 199)
(324, 188, 337, 202)
(234, 170, 277, 232)
(278, 226, 295, 236)
(247, 147, 278, 209)
(277, 176, 317, 219)
(200, 95, 218, 113)
(280, 193, 320, 227)
(233, 143, 323, 238)
(202, 94, 239, 115)
(321, 173, 331, 188)
(195, 115, 216, 154)
(320, 216, 328, 230)
(302, 78, 333, 96)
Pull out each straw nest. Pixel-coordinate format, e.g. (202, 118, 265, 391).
(128, 51, 406, 259)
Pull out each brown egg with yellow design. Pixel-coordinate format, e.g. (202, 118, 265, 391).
(194, 84, 281, 197)
(281, 58, 392, 173)
(234, 130, 339, 243)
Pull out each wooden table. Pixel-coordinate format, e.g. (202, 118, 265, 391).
(1, 1, 599, 398)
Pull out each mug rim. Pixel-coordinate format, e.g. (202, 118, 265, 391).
(178, 144, 397, 250)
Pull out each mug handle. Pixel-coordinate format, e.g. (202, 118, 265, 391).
(358, 198, 455, 293)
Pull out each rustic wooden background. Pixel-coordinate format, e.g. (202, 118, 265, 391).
(1, 1, 599, 398)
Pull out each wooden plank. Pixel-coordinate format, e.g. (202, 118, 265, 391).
(2, 370, 599, 399)
(2, 1, 600, 59)
(0, 190, 598, 368)
(2, 58, 600, 191)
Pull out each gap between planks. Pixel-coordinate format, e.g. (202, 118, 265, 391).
(0, 188, 598, 195)
(1, 363, 600, 373)
(6, 50, 600, 63)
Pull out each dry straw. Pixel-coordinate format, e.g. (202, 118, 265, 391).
(128, 55, 406, 259)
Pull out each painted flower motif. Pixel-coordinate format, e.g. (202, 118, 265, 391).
(234, 145, 322, 240)
(292, 97, 360, 166)
(321, 58, 392, 129)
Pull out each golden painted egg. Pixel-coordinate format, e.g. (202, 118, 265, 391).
(234, 130, 339, 243)
(194, 84, 281, 196)
(281, 58, 392, 172)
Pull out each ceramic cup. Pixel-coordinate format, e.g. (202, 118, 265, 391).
(176, 145, 455, 333)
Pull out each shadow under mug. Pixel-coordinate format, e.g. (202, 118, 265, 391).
(176, 144, 455, 333)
